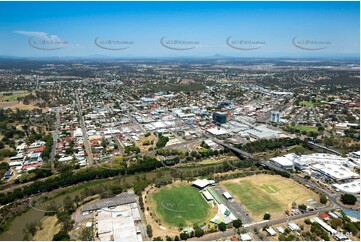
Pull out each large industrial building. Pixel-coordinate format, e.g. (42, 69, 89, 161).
(244, 125, 280, 140)
(81, 191, 143, 242)
(270, 153, 359, 171)
(96, 203, 142, 241)
(332, 180, 360, 195)
(82, 192, 137, 213)
(311, 164, 359, 182)
(206, 127, 230, 138)
(269, 156, 294, 170)
(269, 152, 360, 194)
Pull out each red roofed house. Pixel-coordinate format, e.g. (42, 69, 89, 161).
(28, 147, 45, 153)
(149, 103, 157, 108)
(319, 213, 330, 221)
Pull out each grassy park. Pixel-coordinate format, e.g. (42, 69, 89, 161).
(0, 91, 29, 101)
(0, 91, 40, 110)
(291, 125, 318, 133)
(222, 174, 317, 220)
(149, 184, 215, 227)
(300, 101, 315, 107)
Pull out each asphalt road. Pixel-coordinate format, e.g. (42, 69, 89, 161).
(76, 94, 94, 166)
(49, 107, 60, 172)
(112, 135, 125, 156)
(192, 206, 333, 241)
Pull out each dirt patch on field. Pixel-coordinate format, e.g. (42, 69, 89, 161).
(135, 134, 156, 152)
(33, 216, 61, 241)
(179, 79, 194, 84)
(0, 101, 46, 111)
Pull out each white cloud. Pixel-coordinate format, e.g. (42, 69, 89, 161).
(14, 30, 63, 42)
(14, 30, 47, 36)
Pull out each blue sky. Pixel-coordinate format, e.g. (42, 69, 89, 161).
(0, 1, 359, 58)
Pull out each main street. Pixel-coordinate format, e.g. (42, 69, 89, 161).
(76, 94, 95, 166)
(112, 135, 125, 156)
(124, 101, 147, 133)
(49, 107, 60, 172)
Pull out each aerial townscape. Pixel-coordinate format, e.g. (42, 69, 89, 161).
(0, 1, 360, 242)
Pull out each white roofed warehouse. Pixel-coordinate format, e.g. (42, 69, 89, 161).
(269, 156, 294, 170)
(311, 164, 359, 182)
(223, 192, 233, 200)
(332, 180, 360, 195)
(206, 127, 229, 138)
(192, 179, 216, 189)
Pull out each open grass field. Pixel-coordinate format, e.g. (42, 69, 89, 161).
(149, 184, 215, 227)
(291, 125, 318, 133)
(198, 156, 237, 165)
(222, 174, 318, 221)
(300, 101, 315, 107)
(0, 91, 29, 101)
(0, 91, 42, 110)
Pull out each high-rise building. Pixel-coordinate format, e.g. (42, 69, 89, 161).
(213, 112, 227, 124)
(270, 111, 281, 123)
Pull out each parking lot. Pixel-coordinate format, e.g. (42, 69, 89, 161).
(212, 185, 254, 224)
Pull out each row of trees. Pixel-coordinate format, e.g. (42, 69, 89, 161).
(40, 134, 53, 160)
(0, 157, 163, 205)
(156, 148, 226, 161)
(150, 219, 243, 241)
(1, 155, 260, 211)
(238, 138, 303, 153)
